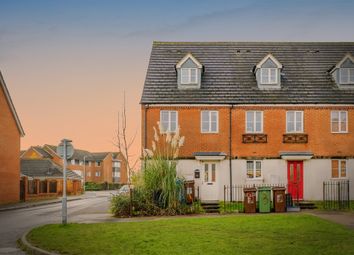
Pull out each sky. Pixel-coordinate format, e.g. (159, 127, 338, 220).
(1, 0, 354, 163)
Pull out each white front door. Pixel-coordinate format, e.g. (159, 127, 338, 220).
(201, 162, 218, 201)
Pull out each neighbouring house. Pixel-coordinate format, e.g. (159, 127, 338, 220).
(141, 42, 354, 202)
(0, 71, 25, 204)
(21, 145, 127, 185)
(20, 159, 82, 201)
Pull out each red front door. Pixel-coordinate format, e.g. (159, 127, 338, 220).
(287, 161, 303, 200)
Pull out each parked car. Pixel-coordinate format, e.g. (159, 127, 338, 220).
(117, 185, 131, 195)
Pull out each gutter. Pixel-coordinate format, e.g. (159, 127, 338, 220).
(229, 105, 233, 201)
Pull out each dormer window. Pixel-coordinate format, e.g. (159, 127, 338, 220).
(261, 68, 278, 84)
(176, 53, 203, 89)
(339, 68, 354, 84)
(331, 53, 354, 87)
(254, 54, 282, 89)
(181, 68, 198, 84)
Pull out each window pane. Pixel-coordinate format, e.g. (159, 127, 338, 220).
(190, 69, 197, 83)
(246, 112, 254, 132)
(211, 112, 217, 122)
(211, 121, 217, 132)
(331, 111, 339, 122)
(350, 68, 354, 83)
(211, 164, 216, 182)
(332, 160, 339, 178)
(340, 161, 346, 177)
(295, 112, 302, 122)
(270, 68, 277, 83)
(261, 69, 269, 84)
(287, 112, 294, 132)
(202, 111, 209, 122)
(295, 121, 302, 132)
(287, 122, 294, 133)
(340, 68, 349, 83)
(255, 122, 262, 132)
(256, 161, 261, 178)
(181, 69, 189, 84)
(204, 164, 209, 182)
(247, 161, 254, 178)
(202, 121, 209, 132)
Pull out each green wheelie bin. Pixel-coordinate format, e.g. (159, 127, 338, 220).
(258, 186, 272, 213)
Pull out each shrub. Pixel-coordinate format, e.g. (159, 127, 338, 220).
(110, 193, 131, 217)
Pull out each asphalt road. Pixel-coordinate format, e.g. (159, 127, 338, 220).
(0, 191, 115, 255)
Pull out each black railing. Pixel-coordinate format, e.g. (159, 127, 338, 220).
(223, 183, 287, 213)
(323, 180, 350, 210)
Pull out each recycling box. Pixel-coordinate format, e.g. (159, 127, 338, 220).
(272, 187, 286, 212)
(258, 186, 272, 213)
(243, 187, 257, 213)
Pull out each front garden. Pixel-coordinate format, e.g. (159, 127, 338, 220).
(27, 214, 354, 255)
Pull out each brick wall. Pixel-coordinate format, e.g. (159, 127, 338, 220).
(0, 86, 21, 204)
(142, 105, 354, 158)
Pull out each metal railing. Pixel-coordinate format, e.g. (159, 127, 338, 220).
(323, 180, 350, 210)
(223, 183, 287, 213)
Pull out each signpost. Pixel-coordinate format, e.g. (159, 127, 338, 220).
(57, 139, 74, 224)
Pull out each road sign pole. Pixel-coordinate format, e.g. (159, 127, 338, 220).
(62, 139, 68, 224)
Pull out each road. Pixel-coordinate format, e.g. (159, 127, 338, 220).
(0, 191, 115, 255)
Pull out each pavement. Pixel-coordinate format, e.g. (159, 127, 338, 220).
(0, 191, 117, 255)
(306, 210, 354, 229)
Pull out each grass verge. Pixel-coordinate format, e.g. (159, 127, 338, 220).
(28, 214, 354, 255)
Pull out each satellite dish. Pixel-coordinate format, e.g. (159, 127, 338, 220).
(57, 140, 74, 159)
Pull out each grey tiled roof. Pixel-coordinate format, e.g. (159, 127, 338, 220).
(141, 42, 354, 104)
(21, 159, 82, 180)
(33, 146, 53, 159)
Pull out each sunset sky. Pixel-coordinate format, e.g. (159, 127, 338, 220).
(1, 0, 354, 164)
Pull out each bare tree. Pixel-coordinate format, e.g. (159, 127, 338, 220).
(114, 91, 138, 186)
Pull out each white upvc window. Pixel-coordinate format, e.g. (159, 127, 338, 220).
(331, 160, 347, 179)
(261, 68, 278, 84)
(160, 110, 178, 133)
(201, 111, 218, 133)
(71, 159, 75, 165)
(95, 161, 101, 167)
(246, 111, 263, 133)
(340, 68, 354, 84)
(112, 161, 121, 168)
(95, 171, 101, 177)
(331, 111, 348, 133)
(246, 160, 262, 179)
(112, 171, 120, 178)
(181, 68, 198, 84)
(286, 111, 303, 133)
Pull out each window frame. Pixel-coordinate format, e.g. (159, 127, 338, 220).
(286, 111, 304, 133)
(95, 171, 101, 177)
(331, 159, 347, 179)
(339, 68, 354, 84)
(200, 110, 219, 133)
(181, 68, 198, 84)
(246, 160, 262, 180)
(260, 68, 278, 84)
(245, 111, 263, 133)
(95, 161, 101, 167)
(160, 110, 178, 133)
(331, 111, 348, 133)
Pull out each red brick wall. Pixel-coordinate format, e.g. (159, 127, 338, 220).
(0, 86, 21, 204)
(142, 105, 354, 158)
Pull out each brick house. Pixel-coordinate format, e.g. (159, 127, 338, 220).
(0, 72, 25, 204)
(141, 42, 354, 201)
(21, 145, 128, 185)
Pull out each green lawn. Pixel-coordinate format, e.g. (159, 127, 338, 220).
(28, 214, 354, 255)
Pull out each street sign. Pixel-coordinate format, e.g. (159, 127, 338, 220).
(57, 141, 74, 159)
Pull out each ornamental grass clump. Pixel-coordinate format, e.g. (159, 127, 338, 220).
(111, 122, 191, 217)
(141, 122, 186, 211)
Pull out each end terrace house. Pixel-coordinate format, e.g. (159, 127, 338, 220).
(141, 42, 354, 202)
(0, 71, 25, 204)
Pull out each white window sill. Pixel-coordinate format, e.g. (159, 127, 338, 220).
(201, 131, 219, 134)
(331, 132, 348, 134)
(246, 178, 263, 181)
